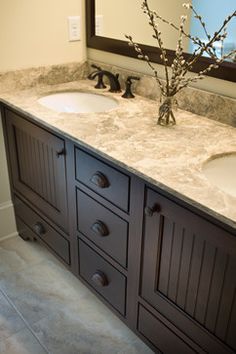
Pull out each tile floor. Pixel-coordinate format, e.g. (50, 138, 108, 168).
(0, 236, 153, 354)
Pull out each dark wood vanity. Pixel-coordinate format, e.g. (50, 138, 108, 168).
(1, 105, 236, 354)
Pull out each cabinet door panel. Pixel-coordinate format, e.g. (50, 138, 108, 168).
(5, 109, 68, 232)
(141, 188, 236, 353)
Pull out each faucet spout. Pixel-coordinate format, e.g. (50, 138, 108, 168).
(100, 71, 121, 93)
(88, 65, 121, 93)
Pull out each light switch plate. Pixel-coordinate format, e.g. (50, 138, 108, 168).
(68, 16, 80, 41)
(95, 15, 103, 36)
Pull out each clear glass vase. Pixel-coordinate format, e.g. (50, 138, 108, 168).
(157, 96, 177, 126)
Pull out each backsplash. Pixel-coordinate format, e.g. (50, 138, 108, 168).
(0, 61, 89, 93)
(88, 60, 236, 127)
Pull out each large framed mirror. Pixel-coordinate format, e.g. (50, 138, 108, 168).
(86, 0, 236, 82)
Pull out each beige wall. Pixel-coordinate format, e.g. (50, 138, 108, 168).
(0, 0, 86, 72)
(0, 0, 86, 239)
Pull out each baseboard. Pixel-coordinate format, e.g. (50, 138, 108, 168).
(0, 200, 17, 240)
(0, 232, 18, 242)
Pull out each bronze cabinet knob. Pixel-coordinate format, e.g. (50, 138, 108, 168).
(33, 222, 46, 236)
(144, 204, 161, 217)
(91, 270, 109, 287)
(90, 171, 110, 188)
(56, 148, 66, 158)
(91, 220, 109, 237)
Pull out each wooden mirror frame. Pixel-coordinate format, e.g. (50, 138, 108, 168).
(86, 0, 236, 83)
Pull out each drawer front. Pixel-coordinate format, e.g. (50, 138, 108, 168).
(138, 305, 204, 354)
(75, 149, 130, 212)
(79, 239, 126, 315)
(14, 196, 70, 264)
(16, 217, 37, 241)
(77, 189, 128, 267)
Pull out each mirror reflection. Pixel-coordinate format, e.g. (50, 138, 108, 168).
(95, 0, 236, 62)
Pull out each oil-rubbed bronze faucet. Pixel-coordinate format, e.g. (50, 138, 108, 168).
(88, 64, 121, 93)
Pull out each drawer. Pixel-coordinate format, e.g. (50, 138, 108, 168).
(77, 189, 128, 267)
(75, 148, 130, 212)
(79, 239, 126, 315)
(138, 305, 205, 354)
(14, 196, 70, 264)
(16, 217, 36, 241)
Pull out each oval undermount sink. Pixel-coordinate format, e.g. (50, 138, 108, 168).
(38, 92, 118, 113)
(202, 153, 236, 197)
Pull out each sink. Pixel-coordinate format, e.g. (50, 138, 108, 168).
(38, 92, 118, 113)
(202, 153, 236, 197)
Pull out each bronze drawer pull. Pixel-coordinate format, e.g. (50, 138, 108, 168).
(33, 222, 46, 236)
(91, 220, 109, 237)
(144, 204, 161, 217)
(90, 171, 110, 188)
(91, 270, 109, 287)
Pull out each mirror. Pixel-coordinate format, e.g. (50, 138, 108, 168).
(86, 0, 236, 82)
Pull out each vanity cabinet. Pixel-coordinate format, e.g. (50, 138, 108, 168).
(1, 104, 236, 354)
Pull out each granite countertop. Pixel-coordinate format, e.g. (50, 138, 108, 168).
(0, 80, 236, 229)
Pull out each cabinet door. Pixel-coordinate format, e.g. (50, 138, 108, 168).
(141, 188, 236, 353)
(5, 109, 68, 232)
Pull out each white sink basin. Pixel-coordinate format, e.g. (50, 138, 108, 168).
(202, 153, 236, 197)
(38, 92, 118, 113)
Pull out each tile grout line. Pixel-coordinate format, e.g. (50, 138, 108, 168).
(0, 288, 51, 354)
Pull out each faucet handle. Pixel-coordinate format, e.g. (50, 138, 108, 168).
(91, 64, 102, 71)
(122, 76, 140, 98)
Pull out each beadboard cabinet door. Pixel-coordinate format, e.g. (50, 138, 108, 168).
(141, 188, 236, 354)
(5, 109, 68, 232)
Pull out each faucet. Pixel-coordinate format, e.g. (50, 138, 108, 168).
(88, 64, 121, 93)
(88, 64, 106, 89)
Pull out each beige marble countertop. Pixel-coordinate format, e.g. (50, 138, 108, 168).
(0, 80, 236, 230)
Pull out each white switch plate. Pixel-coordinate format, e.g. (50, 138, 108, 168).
(95, 15, 103, 36)
(68, 16, 80, 41)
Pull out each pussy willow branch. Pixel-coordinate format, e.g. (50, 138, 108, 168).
(177, 48, 236, 92)
(152, 9, 216, 59)
(126, 1, 236, 99)
(125, 35, 164, 92)
(141, 0, 170, 94)
(126, 0, 236, 101)
(184, 11, 236, 73)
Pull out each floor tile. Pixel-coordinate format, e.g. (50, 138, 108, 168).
(0, 236, 56, 277)
(0, 258, 92, 325)
(0, 328, 48, 354)
(31, 311, 152, 354)
(0, 236, 153, 353)
(0, 292, 26, 341)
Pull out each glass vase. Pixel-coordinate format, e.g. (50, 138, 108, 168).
(157, 96, 177, 126)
